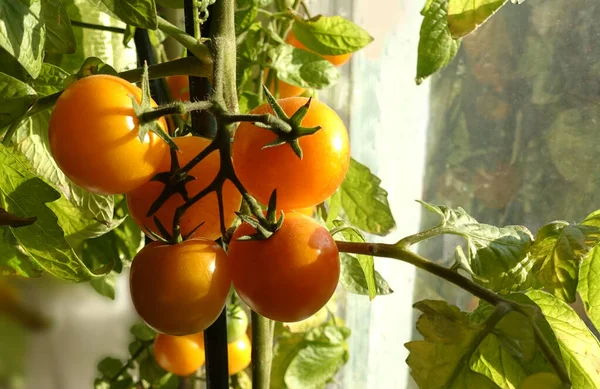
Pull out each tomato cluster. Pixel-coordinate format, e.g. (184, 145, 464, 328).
(48, 74, 349, 375)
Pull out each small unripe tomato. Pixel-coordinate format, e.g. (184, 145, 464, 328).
(48, 75, 169, 194)
(153, 333, 205, 376)
(227, 304, 249, 343)
(130, 239, 231, 335)
(228, 213, 340, 322)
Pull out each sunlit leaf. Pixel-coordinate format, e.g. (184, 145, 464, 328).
(447, 0, 508, 38)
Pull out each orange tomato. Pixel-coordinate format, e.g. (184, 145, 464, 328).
(286, 31, 352, 67)
(166, 75, 190, 101)
(129, 239, 231, 335)
(228, 213, 340, 322)
(232, 97, 350, 210)
(228, 333, 252, 375)
(126, 136, 241, 241)
(154, 333, 205, 376)
(48, 75, 169, 194)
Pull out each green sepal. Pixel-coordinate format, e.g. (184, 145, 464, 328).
(263, 84, 288, 119)
(152, 216, 173, 242)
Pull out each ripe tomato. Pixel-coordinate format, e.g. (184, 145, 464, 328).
(264, 70, 305, 98)
(519, 372, 562, 389)
(232, 97, 350, 210)
(153, 333, 205, 376)
(166, 75, 190, 101)
(48, 75, 169, 194)
(130, 239, 231, 335)
(228, 212, 340, 322)
(126, 136, 241, 241)
(286, 31, 352, 67)
(228, 333, 252, 375)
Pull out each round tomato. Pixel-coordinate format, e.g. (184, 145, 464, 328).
(232, 98, 350, 211)
(228, 212, 340, 322)
(286, 31, 352, 67)
(228, 333, 252, 375)
(130, 239, 231, 335)
(48, 75, 169, 194)
(166, 75, 190, 101)
(153, 333, 205, 376)
(519, 372, 562, 389)
(227, 304, 249, 343)
(264, 70, 305, 98)
(127, 136, 241, 241)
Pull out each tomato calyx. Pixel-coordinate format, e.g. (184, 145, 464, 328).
(235, 190, 284, 240)
(253, 86, 321, 159)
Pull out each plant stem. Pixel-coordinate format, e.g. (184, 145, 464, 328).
(70, 20, 126, 34)
(157, 16, 213, 65)
(209, 0, 238, 112)
(335, 240, 572, 387)
(251, 311, 273, 389)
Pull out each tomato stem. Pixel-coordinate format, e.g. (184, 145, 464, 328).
(335, 240, 572, 386)
(157, 16, 213, 65)
(251, 311, 274, 389)
(70, 20, 126, 34)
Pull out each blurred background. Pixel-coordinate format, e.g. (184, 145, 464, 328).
(2, 0, 600, 388)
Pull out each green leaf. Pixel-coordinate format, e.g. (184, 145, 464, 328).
(529, 221, 599, 302)
(416, 0, 460, 85)
(29, 63, 69, 97)
(130, 322, 156, 342)
(0, 0, 46, 78)
(578, 244, 600, 331)
(235, 0, 258, 34)
(332, 220, 377, 299)
(238, 91, 260, 114)
(97, 357, 123, 378)
(339, 253, 393, 296)
(90, 271, 117, 300)
(420, 202, 535, 292)
(406, 300, 498, 389)
(516, 290, 600, 388)
(271, 331, 305, 389)
(447, 0, 508, 38)
(10, 111, 115, 224)
(139, 349, 170, 385)
(291, 15, 373, 55)
(470, 335, 527, 389)
(269, 45, 340, 89)
(41, 0, 76, 54)
(0, 72, 37, 129)
(0, 227, 43, 277)
(90, 0, 157, 29)
(0, 143, 106, 281)
(339, 158, 396, 235)
(284, 345, 347, 389)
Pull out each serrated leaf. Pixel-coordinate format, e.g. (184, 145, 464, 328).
(420, 202, 535, 292)
(0, 72, 37, 129)
(332, 220, 377, 299)
(269, 45, 340, 89)
(0, 143, 105, 281)
(339, 253, 393, 296)
(530, 221, 599, 302)
(407, 300, 498, 389)
(89, 0, 157, 29)
(90, 271, 117, 300)
(0, 0, 46, 78)
(577, 244, 600, 336)
(97, 356, 123, 378)
(513, 291, 600, 388)
(41, 0, 76, 54)
(30, 63, 69, 97)
(130, 322, 156, 342)
(10, 110, 115, 223)
(292, 15, 373, 55)
(470, 335, 527, 389)
(271, 331, 305, 389)
(339, 158, 396, 235)
(447, 0, 508, 38)
(284, 345, 347, 389)
(0, 227, 43, 277)
(416, 0, 460, 84)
